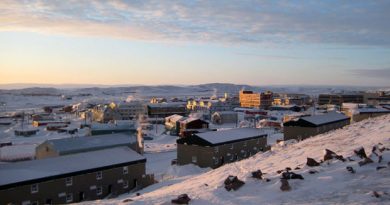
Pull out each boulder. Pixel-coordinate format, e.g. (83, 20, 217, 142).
(358, 157, 374, 166)
(354, 147, 367, 159)
(171, 194, 191, 204)
(251, 170, 263, 179)
(346, 166, 355, 174)
(224, 176, 245, 191)
(323, 149, 345, 162)
(294, 167, 301, 170)
(376, 166, 387, 171)
(306, 158, 320, 167)
(308, 170, 318, 174)
(281, 171, 304, 180)
(280, 179, 291, 191)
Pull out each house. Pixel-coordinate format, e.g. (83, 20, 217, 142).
(0, 147, 154, 204)
(177, 128, 268, 168)
(14, 128, 39, 137)
(32, 120, 71, 127)
(283, 112, 350, 141)
(178, 118, 209, 137)
(211, 111, 238, 124)
(36, 133, 139, 159)
(165, 114, 184, 135)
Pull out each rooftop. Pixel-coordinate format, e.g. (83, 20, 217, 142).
(194, 128, 267, 145)
(0, 146, 145, 189)
(42, 133, 136, 155)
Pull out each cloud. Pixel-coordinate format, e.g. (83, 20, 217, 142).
(350, 68, 390, 79)
(1, 0, 390, 46)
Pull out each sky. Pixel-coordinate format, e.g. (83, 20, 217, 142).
(0, 0, 390, 86)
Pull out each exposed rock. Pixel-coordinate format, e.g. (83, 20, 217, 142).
(277, 170, 284, 174)
(354, 147, 367, 159)
(358, 157, 374, 166)
(204, 183, 208, 186)
(372, 191, 381, 198)
(323, 149, 346, 162)
(285, 167, 292, 171)
(308, 170, 318, 174)
(122, 199, 133, 203)
(294, 167, 301, 170)
(224, 175, 245, 191)
(346, 166, 355, 174)
(282, 171, 304, 180)
(378, 155, 383, 163)
(171, 194, 191, 204)
(347, 157, 355, 161)
(306, 158, 320, 167)
(280, 179, 291, 191)
(265, 178, 271, 182)
(252, 170, 263, 179)
(376, 166, 387, 171)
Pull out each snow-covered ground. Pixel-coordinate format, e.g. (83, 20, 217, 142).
(89, 114, 390, 205)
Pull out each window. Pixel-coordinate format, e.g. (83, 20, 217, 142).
(243, 141, 247, 147)
(31, 184, 39, 193)
(22, 201, 31, 205)
(256, 139, 260, 144)
(66, 193, 73, 203)
(123, 180, 129, 189)
(58, 192, 66, 198)
(213, 157, 219, 165)
(229, 144, 234, 150)
(214, 147, 219, 153)
(65, 177, 72, 186)
(96, 171, 102, 180)
(191, 156, 197, 163)
(123, 166, 128, 175)
(96, 186, 103, 196)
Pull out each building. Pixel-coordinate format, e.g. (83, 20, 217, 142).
(178, 118, 209, 137)
(318, 94, 364, 106)
(146, 103, 187, 118)
(211, 111, 238, 124)
(0, 147, 154, 204)
(177, 128, 268, 168)
(165, 114, 184, 135)
(36, 133, 139, 159)
(14, 128, 39, 137)
(116, 101, 146, 120)
(283, 112, 350, 141)
(269, 105, 302, 112)
(90, 121, 136, 136)
(91, 101, 146, 123)
(341, 103, 390, 122)
(239, 90, 273, 109)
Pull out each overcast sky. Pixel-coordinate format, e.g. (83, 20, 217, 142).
(1, 0, 389, 86)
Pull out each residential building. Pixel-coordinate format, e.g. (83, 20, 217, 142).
(211, 111, 238, 124)
(341, 103, 390, 122)
(177, 128, 268, 168)
(178, 118, 209, 137)
(165, 114, 184, 135)
(36, 133, 139, 159)
(283, 112, 350, 141)
(90, 121, 136, 136)
(0, 147, 154, 204)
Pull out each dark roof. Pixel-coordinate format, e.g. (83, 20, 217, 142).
(41, 133, 136, 155)
(177, 128, 267, 147)
(284, 112, 350, 127)
(0, 147, 145, 190)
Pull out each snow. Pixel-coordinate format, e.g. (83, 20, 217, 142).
(299, 112, 350, 126)
(195, 128, 267, 145)
(91, 114, 390, 205)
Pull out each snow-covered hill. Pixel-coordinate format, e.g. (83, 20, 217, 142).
(92, 114, 390, 205)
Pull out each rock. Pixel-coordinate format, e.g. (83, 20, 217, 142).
(136, 193, 141, 196)
(347, 157, 355, 161)
(378, 155, 383, 163)
(171, 194, 191, 204)
(308, 170, 318, 174)
(251, 170, 263, 179)
(277, 169, 284, 174)
(122, 199, 133, 203)
(376, 166, 387, 171)
(306, 158, 320, 167)
(354, 147, 367, 159)
(280, 179, 291, 191)
(372, 191, 380, 198)
(281, 171, 304, 180)
(358, 158, 374, 166)
(224, 175, 245, 191)
(285, 167, 292, 171)
(294, 167, 301, 170)
(204, 183, 208, 186)
(265, 178, 271, 182)
(346, 166, 355, 174)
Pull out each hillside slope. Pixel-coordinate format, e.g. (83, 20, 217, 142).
(93, 115, 390, 205)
